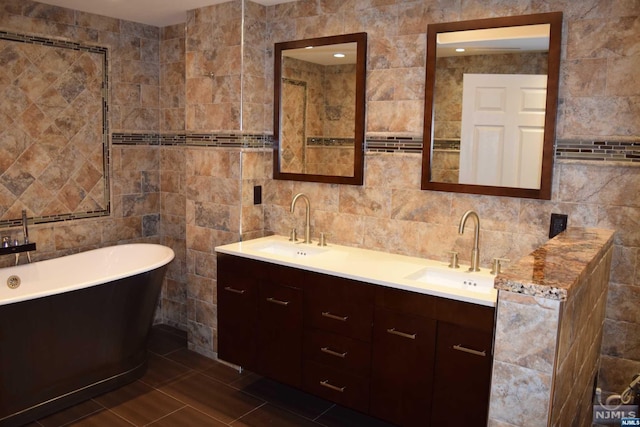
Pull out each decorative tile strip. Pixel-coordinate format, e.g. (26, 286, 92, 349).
(0, 31, 108, 54)
(111, 133, 640, 164)
(112, 133, 159, 145)
(556, 139, 640, 162)
(366, 136, 423, 153)
(307, 137, 355, 146)
(112, 133, 272, 148)
(433, 138, 461, 150)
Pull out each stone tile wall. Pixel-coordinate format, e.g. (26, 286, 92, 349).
(0, 3, 163, 278)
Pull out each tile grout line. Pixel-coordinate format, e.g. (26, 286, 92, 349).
(227, 401, 269, 425)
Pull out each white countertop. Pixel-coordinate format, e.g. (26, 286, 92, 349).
(215, 235, 497, 307)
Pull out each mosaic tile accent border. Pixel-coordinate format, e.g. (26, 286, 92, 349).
(432, 138, 461, 150)
(555, 139, 640, 162)
(307, 137, 354, 146)
(0, 30, 109, 55)
(112, 133, 640, 163)
(112, 133, 271, 148)
(365, 136, 423, 153)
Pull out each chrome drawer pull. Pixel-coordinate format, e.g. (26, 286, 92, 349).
(320, 380, 345, 393)
(321, 346, 347, 358)
(224, 286, 245, 294)
(321, 311, 348, 322)
(266, 297, 290, 306)
(386, 328, 416, 340)
(453, 344, 486, 357)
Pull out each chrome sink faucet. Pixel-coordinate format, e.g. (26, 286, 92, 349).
(290, 193, 312, 244)
(458, 210, 480, 272)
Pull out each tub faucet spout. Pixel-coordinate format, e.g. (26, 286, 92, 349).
(290, 193, 312, 244)
(458, 209, 481, 272)
(21, 209, 29, 244)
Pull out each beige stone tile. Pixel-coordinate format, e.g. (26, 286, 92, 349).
(460, 0, 530, 20)
(241, 150, 270, 180)
(365, 152, 422, 189)
(295, 14, 346, 40)
(557, 163, 640, 207)
(494, 293, 560, 372)
(397, 1, 460, 36)
(599, 355, 640, 393)
(562, 58, 607, 97)
(597, 205, 640, 247)
(610, 244, 637, 286)
(390, 188, 451, 224)
(241, 205, 265, 234)
(313, 210, 365, 247)
(366, 100, 424, 133)
(605, 283, 640, 324)
(607, 55, 640, 96)
(53, 222, 103, 250)
(339, 185, 391, 218)
(488, 361, 552, 427)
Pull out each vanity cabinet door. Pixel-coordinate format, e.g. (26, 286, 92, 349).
(430, 321, 493, 426)
(370, 306, 437, 427)
(216, 254, 259, 370)
(257, 278, 303, 388)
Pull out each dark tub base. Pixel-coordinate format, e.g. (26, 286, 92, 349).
(0, 266, 167, 427)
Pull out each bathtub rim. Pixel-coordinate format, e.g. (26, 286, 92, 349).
(0, 243, 175, 306)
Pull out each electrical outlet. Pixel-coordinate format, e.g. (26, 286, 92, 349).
(253, 185, 262, 205)
(549, 213, 568, 238)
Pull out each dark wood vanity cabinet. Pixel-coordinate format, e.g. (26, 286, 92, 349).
(217, 254, 303, 387)
(217, 254, 495, 426)
(372, 286, 495, 427)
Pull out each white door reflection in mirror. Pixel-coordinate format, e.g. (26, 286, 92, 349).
(459, 73, 547, 189)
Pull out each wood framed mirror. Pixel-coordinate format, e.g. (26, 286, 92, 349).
(273, 33, 367, 185)
(421, 12, 562, 199)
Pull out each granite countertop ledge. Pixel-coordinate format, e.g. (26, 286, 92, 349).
(494, 227, 615, 300)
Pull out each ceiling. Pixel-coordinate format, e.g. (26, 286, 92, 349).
(35, 0, 294, 27)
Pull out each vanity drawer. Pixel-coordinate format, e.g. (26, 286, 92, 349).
(303, 360, 370, 413)
(303, 329, 370, 378)
(305, 274, 373, 341)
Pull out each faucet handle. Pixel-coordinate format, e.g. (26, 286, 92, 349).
(2, 236, 10, 248)
(289, 228, 298, 242)
(318, 232, 328, 247)
(447, 251, 460, 269)
(490, 258, 510, 275)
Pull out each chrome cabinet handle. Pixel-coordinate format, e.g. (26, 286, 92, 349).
(386, 328, 416, 340)
(224, 286, 245, 294)
(453, 344, 486, 357)
(321, 346, 347, 358)
(320, 380, 345, 393)
(321, 311, 348, 322)
(266, 297, 290, 306)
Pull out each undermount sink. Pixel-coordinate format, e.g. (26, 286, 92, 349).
(405, 265, 495, 293)
(249, 241, 329, 258)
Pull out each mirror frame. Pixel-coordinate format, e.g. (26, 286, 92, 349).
(421, 12, 563, 199)
(273, 33, 367, 185)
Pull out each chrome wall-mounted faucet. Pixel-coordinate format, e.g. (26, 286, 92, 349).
(458, 210, 481, 272)
(290, 193, 312, 244)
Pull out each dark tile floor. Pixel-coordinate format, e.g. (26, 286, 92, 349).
(28, 325, 395, 426)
